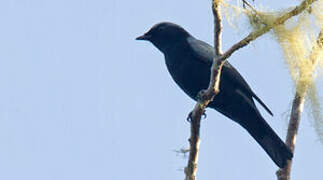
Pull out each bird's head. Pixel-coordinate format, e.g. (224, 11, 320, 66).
(136, 22, 190, 53)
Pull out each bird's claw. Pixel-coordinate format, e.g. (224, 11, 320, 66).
(186, 110, 207, 122)
(202, 110, 207, 119)
(186, 112, 193, 122)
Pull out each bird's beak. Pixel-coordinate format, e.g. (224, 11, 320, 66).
(136, 34, 151, 41)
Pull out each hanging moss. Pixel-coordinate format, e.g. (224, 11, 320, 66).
(221, 0, 323, 144)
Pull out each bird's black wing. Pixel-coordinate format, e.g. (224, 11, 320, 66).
(187, 37, 273, 116)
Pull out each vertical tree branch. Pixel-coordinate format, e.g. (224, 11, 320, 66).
(213, 0, 223, 56)
(276, 29, 323, 180)
(276, 90, 306, 180)
(184, 107, 201, 180)
(184, 1, 223, 180)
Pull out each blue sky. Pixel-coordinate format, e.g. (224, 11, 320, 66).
(0, 0, 322, 180)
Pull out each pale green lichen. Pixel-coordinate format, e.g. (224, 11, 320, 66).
(221, 0, 323, 143)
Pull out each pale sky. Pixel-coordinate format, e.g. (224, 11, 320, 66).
(0, 0, 322, 180)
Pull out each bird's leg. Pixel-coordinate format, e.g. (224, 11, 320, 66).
(186, 90, 205, 122)
(185, 90, 209, 122)
(196, 89, 208, 102)
(196, 89, 214, 102)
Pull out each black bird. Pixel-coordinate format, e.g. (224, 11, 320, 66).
(136, 22, 292, 168)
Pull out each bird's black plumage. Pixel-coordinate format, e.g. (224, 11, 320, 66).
(136, 22, 293, 168)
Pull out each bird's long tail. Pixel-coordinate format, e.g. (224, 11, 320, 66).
(240, 114, 293, 168)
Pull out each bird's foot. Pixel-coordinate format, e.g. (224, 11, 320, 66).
(202, 110, 207, 119)
(186, 110, 207, 123)
(186, 112, 193, 122)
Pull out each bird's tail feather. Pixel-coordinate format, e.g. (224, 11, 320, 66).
(241, 115, 293, 168)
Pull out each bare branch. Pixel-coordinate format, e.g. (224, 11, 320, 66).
(184, 109, 202, 180)
(184, 1, 223, 180)
(212, 0, 223, 56)
(276, 29, 323, 180)
(276, 91, 306, 180)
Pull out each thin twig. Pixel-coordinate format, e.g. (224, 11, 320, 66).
(184, 0, 317, 180)
(276, 29, 323, 180)
(213, 0, 223, 56)
(242, 0, 257, 13)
